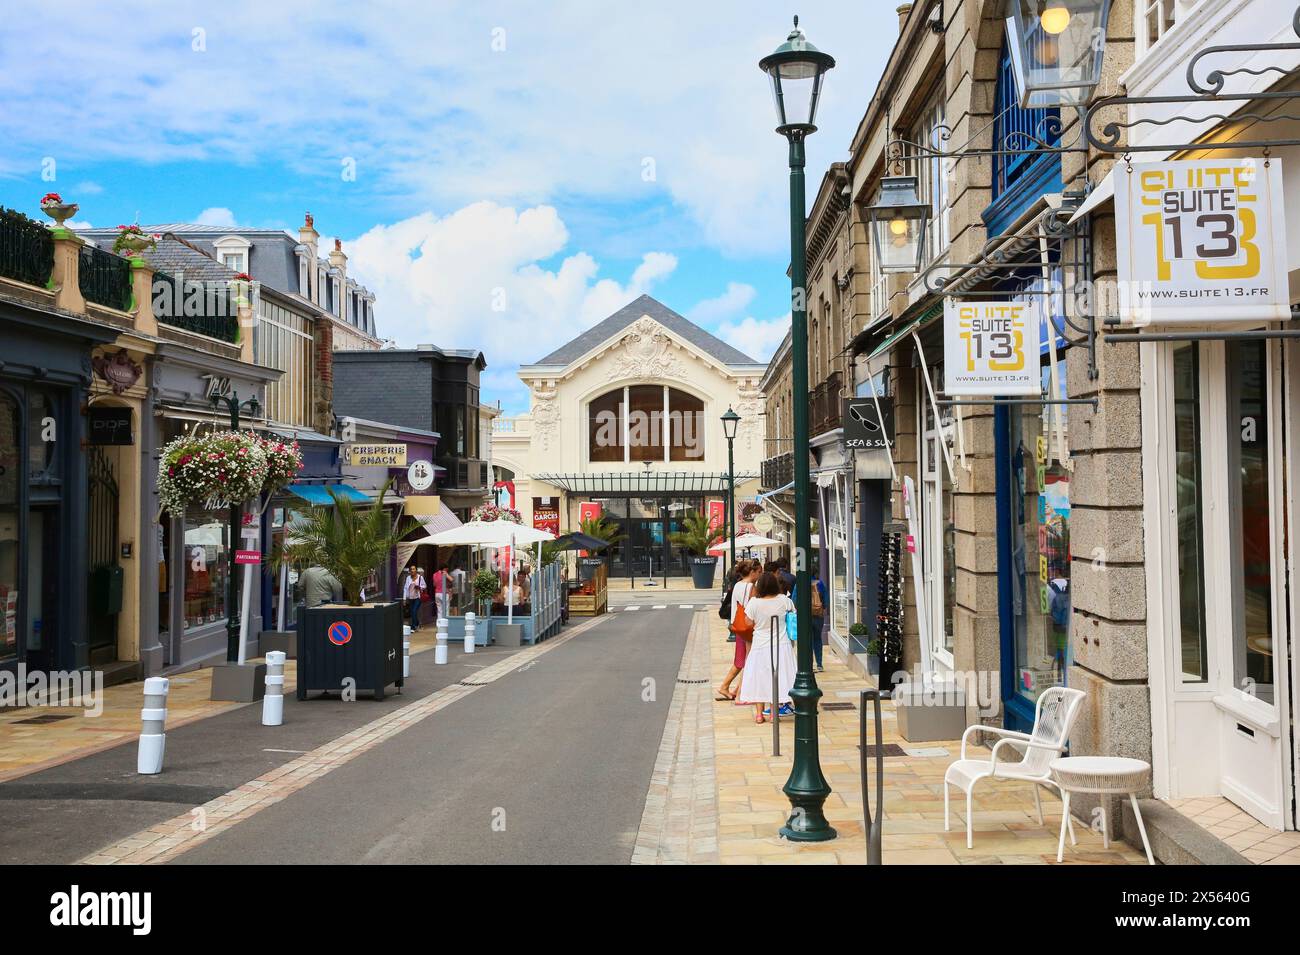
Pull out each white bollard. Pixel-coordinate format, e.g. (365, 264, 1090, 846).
(262, 651, 286, 726)
(403, 630, 411, 679)
(435, 617, 449, 665)
(464, 612, 476, 654)
(137, 677, 169, 775)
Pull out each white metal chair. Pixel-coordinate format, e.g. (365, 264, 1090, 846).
(944, 686, 1086, 849)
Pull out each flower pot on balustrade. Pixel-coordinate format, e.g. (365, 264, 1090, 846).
(296, 602, 403, 700)
(689, 555, 717, 589)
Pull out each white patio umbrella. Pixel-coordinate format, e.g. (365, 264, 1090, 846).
(421, 520, 555, 622)
(708, 532, 783, 554)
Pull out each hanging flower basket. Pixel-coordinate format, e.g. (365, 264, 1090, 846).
(113, 224, 159, 255)
(259, 437, 304, 496)
(157, 430, 269, 517)
(471, 503, 521, 524)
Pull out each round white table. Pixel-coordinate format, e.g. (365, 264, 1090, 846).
(1050, 756, 1155, 865)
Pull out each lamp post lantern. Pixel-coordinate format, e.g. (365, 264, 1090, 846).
(865, 174, 931, 275)
(759, 16, 837, 843)
(1004, 0, 1113, 107)
(721, 407, 740, 571)
(211, 390, 261, 663)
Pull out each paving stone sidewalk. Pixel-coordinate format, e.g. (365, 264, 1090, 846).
(703, 613, 1146, 865)
(0, 628, 446, 783)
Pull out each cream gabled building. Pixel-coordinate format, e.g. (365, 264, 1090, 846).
(492, 294, 768, 578)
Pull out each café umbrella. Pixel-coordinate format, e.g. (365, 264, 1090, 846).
(421, 519, 556, 623)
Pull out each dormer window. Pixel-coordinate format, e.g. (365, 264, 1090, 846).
(213, 235, 252, 276)
(297, 255, 309, 298)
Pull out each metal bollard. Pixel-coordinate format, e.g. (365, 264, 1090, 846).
(435, 617, 449, 665)
(137, 677, 170, 775)
(859, 688, 885, 865)
(262, 651, 286, 726)
(463, 612, 476, 654)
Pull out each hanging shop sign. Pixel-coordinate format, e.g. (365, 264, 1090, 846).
(1114, 159, 1289, 325)
(841, 397, 893, 450)
(943, 300, 1039, 396)
(752, 510, 774, 533)
(532, 497, 560, 536)
(344, 443, 406, 467)
(87, 406, 133, 445)
(406, 459, 435, 491)
(92, 350, 143, 394)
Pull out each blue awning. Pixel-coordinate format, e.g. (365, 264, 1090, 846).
(287, 483, 371, 506)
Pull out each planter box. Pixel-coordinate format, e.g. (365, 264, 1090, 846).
(297, 602, 403, 700)
(494, 623, 524, 648)
(259, 630, 296, 659)
(445, 614, 493, 646)
(893, 680, 967, 743)
(689, 556, 717, 589)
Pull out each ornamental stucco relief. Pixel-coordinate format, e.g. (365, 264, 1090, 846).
(602, 316, 689, 383)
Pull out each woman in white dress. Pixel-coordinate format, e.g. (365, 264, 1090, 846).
(737, 571, 797, 724)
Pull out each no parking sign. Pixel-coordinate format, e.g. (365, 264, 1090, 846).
(327, 621, 353, 646)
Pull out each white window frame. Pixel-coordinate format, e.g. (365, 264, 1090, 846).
(213, 235, 251, 275)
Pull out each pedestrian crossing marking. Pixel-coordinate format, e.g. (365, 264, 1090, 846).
(679, 605, 693, 609)
(624, 606, 641, 611)
(652, 605, 667, 610)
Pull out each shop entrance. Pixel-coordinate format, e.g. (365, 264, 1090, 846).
(1150, 337, 1298, 830)
(86, 446, 120, 666)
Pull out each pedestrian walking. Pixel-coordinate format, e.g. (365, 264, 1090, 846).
(716, 559, 759, 701)
(776, 556, 796, 595)
(737, 571, 797, 724)
(431, 563, 451, 620)
(403, 564, 426, 632)
(794, 568, 828, 670)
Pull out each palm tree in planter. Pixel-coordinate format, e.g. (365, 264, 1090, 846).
(274, 481, 416, 701)
(669, 509, 725, 589)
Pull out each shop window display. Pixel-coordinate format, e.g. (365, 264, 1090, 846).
(183, 507, 229, 629)
(1009, 364, 1071, 703)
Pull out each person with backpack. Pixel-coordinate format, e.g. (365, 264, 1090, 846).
(794, 565, 829, 671)
(716, 559, 759, 701)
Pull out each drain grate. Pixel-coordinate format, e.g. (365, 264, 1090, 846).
(857, 743, 908, 758)
(12, 713, 78, 725)
(459, 680, 490, 687)
(821, 702, 856, 711)
(676, 678, 710, 685)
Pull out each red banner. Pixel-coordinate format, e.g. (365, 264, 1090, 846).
(707, 499, 725, 535)
(533, 497, 560, 536)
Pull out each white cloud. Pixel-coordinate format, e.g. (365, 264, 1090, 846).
(687, 282, 756, 325)
(717, 313, 790, 362)
(194, 206, 237, 227)
(342, 201, 676, 411)
(0, 3, 893, 256)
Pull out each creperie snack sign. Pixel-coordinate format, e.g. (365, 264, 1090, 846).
(1114, 159, 1290, 325)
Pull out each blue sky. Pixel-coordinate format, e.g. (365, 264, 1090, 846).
(0, 1, 895, 412)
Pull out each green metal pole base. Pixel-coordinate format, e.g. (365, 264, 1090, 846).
(778, 676, 837, 842)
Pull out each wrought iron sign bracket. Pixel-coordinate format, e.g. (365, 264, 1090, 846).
(1085, 6, 1300, 154)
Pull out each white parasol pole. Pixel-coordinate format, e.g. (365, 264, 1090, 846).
(508, 527, 516, 624)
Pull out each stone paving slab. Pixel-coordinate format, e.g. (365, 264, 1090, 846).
(700, 613, 1146, 865)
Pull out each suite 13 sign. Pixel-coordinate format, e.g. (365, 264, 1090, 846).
(1114, 159, 1289, 325)
(943, 300, 1038, 396)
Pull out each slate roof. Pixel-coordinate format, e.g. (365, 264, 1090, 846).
(141, 234, 235, 283)
(530, 294, 760, 367)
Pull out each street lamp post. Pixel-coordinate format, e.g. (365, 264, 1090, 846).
(721, 407, 740, 572)
(211, 390, 261, 663)
(759, 16, 837, 842)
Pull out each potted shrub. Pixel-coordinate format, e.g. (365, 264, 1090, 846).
(576, 514, 620, 579)
(669, 509, 724, 589)
(276, 480, 414, 700)
(848, 621, 870, 655)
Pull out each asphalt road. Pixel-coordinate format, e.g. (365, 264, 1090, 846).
(0, 637, 529, 864)
(173, 605, 695, 864)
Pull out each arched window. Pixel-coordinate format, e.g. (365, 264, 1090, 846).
(586, 385, 705, 463)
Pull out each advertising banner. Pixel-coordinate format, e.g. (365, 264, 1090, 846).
(532, 497, 560, 536)
(943, 300, 1039, 396)
(1114, 159, 1289, 325)
(707, 499, 725, 536)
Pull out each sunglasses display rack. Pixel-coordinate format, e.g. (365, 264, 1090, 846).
(875, 522, 906, 667)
